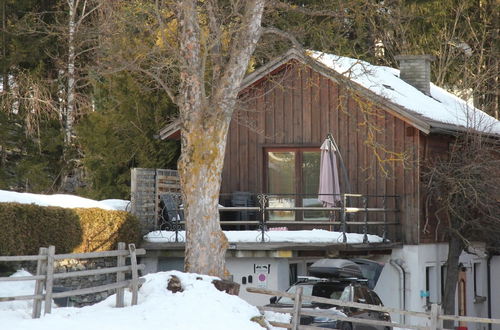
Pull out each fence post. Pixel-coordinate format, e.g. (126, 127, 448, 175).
(430, 303, 440, 330)
(291, 286, 303, 330)
(32, 247, 48, 319)
(43, 245, 55, 314)
(128, 244, 139, 306)
(116, 242, 126, 307)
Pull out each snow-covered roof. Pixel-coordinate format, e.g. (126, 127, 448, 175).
(161, 49, 500, 140)
(0, 190, 130, 211)
(307, 50, 500, 135)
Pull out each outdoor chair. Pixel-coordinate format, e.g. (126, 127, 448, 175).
(159, 193, 184, 231)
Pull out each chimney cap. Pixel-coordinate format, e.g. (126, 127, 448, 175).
(395, 54, 435, 62)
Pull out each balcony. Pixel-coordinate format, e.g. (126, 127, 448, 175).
(148, 193, 401, 248)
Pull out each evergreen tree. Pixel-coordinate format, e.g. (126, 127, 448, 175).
(0, 0, 64, 192)
(77, 72, 179, 200)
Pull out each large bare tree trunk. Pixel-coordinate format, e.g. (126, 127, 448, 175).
(1, 0, 8, 93)
(442, 235, 464, 328)
(179, 118, 231, 276)
(65, 0, 77, 145)
(176, 0, 265, 277)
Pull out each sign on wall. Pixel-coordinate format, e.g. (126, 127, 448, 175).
(254, 264, 271, 288)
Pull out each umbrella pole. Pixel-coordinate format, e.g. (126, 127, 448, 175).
(327, 133, 352, 195)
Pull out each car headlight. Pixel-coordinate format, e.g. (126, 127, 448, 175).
(380, 312, 391, 321)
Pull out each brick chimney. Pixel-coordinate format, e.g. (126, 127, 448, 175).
(395, 55, 435, 96)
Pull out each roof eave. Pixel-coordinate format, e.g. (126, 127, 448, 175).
(428, 120, 500, 138)
(159, 119, 181, 140)
(239, 48, 305, 92)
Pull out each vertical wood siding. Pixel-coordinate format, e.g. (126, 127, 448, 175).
(222, 63, 422, 244)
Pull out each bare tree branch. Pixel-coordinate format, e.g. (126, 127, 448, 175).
(262, 26, 303, 50)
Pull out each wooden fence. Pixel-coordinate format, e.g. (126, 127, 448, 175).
(131, 168, 180, 233)
(247, 287, 500, 330)
(0, 242, 145, 318)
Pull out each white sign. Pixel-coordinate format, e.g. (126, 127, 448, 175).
(256, 273, 268, 288)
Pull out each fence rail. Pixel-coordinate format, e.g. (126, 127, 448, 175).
(0, 242, 145, 318)
(246, 287, 500, 330)
(158, 192, 400, 244)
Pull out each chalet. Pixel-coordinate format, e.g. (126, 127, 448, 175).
(138, 49, 500, 327)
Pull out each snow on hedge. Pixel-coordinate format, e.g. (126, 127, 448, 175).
(0, 190, 129, 211)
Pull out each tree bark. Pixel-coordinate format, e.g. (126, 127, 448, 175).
(442, 234, 464, 329)
(176, 0, 265, 277)
(179, 117, 231, 277)
(65, 0, 77, 145)
(1, 0, 8, 93)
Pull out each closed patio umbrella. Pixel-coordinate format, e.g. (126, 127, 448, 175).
(318, 138, 341, 207)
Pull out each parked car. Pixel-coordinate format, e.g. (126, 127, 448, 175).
(350, 258, 385, 290)
(268, 277, 391, 330)
(269, 258, 391, 330)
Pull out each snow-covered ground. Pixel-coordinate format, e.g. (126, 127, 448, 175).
(0, 270, 289, 330)
(0, 190, 130, 211)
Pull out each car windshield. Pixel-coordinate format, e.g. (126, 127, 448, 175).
(277, 282, 347, 305)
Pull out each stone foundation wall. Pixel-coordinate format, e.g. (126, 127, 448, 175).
(54, 257, 119, 307)
(17, 257, 122, 307)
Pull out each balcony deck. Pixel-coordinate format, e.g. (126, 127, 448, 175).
(143, 193, 402, 252)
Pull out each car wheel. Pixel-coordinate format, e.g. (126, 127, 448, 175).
(341, 322, 352, 330)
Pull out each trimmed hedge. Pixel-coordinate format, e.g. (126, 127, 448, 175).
(0, 203, 141, 255)
(0, 203, 82, 255)
(72, 208, 141, 253)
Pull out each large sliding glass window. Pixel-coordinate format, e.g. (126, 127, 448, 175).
(266, 148, 325, 221)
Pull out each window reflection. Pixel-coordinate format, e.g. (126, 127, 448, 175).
(267, 149, 327, 221)
(268, 152, 295, 220)
(302, 152, 327, 220)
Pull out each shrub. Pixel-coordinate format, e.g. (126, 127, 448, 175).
(72, 208, 141, 253)
(0, 203, 82, 255)
(0, 203, 141, 255)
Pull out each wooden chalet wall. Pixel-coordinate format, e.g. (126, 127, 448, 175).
(419, 133, 453, 244)
(221, 62, 422, 244)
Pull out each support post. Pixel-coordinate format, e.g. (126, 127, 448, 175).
(43, 245, 55, 314)
(129, 244, 139, 306)
(32, 247, 48, 319)
(430, 303, 440, 330)
(116, 242, 126, 307)
(290, 286, 303, 330)
(363, 196, 368, 243)
(258, 194, 268, 243)
(382, 196, 388, 242)
(341, 194, 347, 243)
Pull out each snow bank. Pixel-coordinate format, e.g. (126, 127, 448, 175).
(0, 271, 281, 330)
(98, 199, 131, 211)
(0, 190, 129, 211)
(0, 270, 37, 313)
